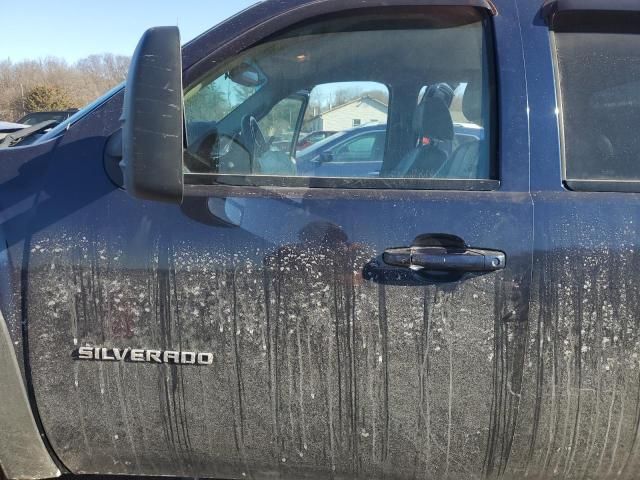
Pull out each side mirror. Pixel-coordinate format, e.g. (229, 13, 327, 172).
(122, 26, 183, 203)
(318, 151, 334, 163)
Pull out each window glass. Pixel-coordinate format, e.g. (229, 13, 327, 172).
(258, 96, 304, 154)
(342, 135, 375, 154)
(184, 62, 265, 144)
(184, 10, 494, 184)
(301, 81, 389, 141)
(555, 29, 640, 182)
(298, 131, 386, 177)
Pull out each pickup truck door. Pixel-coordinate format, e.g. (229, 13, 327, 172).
(10, 1, 537, 479)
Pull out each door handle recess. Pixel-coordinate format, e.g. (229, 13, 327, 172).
(382, 246, 506, 273)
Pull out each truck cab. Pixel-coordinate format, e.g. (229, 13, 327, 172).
(2, 1, 640, 479)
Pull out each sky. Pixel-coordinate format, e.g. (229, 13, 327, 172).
(2, 0, 258, 63)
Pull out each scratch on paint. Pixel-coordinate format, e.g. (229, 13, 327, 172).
(595, 386, 617, 476)
(442, 305, 453, 478)
(607, 386, 626, 477)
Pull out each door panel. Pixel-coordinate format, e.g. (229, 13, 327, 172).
(26, 162, 532, 478)
(522, 194, 640, 479)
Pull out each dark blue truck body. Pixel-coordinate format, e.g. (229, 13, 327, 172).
(3, 1, 640, 479)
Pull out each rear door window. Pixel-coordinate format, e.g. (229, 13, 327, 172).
(554, 21, 640, 186)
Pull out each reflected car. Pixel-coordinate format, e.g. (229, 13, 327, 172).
(296, 125, 386, 177)
(17, 109, 79, 127)
(296, 123, 483, 178)
(296, 130, 337, 150)
(0, 121, 28, 142)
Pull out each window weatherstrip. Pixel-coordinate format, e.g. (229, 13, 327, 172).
(184, 173, 499, 191)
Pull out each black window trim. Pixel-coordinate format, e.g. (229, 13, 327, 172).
(564, 179, 640, 194)
(544, 0, 640, 32)
(544, 0, 640, 15)
(184, 173, 499, 192)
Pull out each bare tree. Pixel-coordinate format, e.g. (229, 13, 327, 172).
(0, 54, 130, 121)
(23, 85, 75, 112)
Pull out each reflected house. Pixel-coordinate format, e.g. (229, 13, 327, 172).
(306, 95, 388, 131)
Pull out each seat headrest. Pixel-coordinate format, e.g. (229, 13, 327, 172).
(421, 96, 454, 141)
(462, 81, 483, 124)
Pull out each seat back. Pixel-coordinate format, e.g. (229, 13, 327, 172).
(391, 94, 454, 178)
(436, 81, 490, 179)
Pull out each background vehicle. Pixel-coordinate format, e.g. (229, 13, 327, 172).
(296, 130, 337, 150)
(0, 121, 27, 142)
(2, 1, 640, 480)
(296, 123, 484, 178)
(296, 125, 386, 177)
(16, 109, 78, 127)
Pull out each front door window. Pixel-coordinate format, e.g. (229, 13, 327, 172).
(183, 12, 494, 183)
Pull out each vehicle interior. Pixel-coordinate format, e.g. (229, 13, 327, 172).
(184, 7, 494, 181)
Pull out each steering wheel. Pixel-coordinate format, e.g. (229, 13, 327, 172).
(240, 115, 268, 168)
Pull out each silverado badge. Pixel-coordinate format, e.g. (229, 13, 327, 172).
(74, 347, 213, 365)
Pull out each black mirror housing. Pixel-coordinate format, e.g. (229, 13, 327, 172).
(122, 26, 184, 203)
(319, 151, 334, 163)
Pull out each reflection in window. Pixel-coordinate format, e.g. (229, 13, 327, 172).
(183, 10, 494, 183)
(184, 62, 265, 144)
